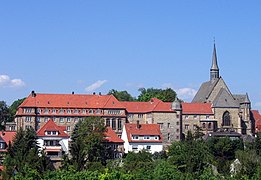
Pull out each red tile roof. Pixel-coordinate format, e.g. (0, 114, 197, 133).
(251, 110, 261, 132)
(0, 131, 16, 144)
(18, 93, 125, 110)
(37, 119, 69, 137)
(124, 123, 163, 143)
(122, 98, 174, 113)
(182, 102, 213, 115)
(104, 127, 124, 143)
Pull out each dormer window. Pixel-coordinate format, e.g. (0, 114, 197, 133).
(45, 131, 58, 135)
(144, 136, 150, 140)
(82, 109, 86, 114)
(74, 109, 79, 114)
(52, 109, 56, 114)
(132, 135, 139, 140)
(154, 136, 159, 140)
(67, 109, 71, 114)
(44, 108, 49, 114)
(59, 109, 64, 114)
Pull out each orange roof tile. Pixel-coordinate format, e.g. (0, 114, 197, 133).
(182, 102, 213, 115)
(251, 110, 261, 132)
(124, 123, 163, 143)
(37, 119, 69, 137)
(18, 93, 125, 109)
(0, 131, 16, 144)
(104, 127, 124, 143)
(122, 98, 174, 113)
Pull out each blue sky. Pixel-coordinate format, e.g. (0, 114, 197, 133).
(1, 1, 261, 110)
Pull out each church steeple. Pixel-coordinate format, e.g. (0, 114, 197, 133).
(210, 43, 220, 80)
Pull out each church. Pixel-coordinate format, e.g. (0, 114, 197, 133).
(192, 44, 254, 135)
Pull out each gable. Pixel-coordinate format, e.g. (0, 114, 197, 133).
(212, 88, 239, 108)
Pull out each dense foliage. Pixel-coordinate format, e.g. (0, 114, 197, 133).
(3, 133, 261, 179)
(2, 128, 53, 179)
(108, 87, 177, 102)
(0, 98, 25, 130)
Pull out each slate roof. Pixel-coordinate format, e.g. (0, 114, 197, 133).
(212, 88, 239, 108)
(192, 79, 219, 103)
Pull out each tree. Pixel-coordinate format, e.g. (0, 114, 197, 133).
(137, 88, 177, 102)
(0, 101, 11, 130)
(69, 117, 108, 171)
(3, 127, 52, 179)
(168, 140, 213, 177)
(207, 137, 244, 175)
(108, 89, 135, 101)
(9, 98, 25, 121)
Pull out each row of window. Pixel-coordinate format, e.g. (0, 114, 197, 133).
(157, 121, 179, 129)
(132, 145, 151, 151)
(184, 123, 213, 130)
(24, 108, 123, 115)
(36, 117, 83, 123)
(106, 118, 122, 130)
(132, 135, 159, 140)
(184, 115, 210, 119)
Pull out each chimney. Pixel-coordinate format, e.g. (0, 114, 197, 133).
(99, 92, 102, 95)
(137, 120, 141, 129)
(93, 92, 96, 95)
(31, 90, 36, 97)
(72, 91, 74, 94)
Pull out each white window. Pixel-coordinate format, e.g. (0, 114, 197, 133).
(146, 145, 151, 150)
(59, 109, 64, 114)
(67, 117, 71, 122)
(37, 117, 41, 123)
(82, 109, 86, 114)
(206, 115, 210, 119)
(154, 136, 159, 140)
(59, 117, 64, 123)
(25, 116, 31, 122)
(185, 115, 189, 119)
(96, 109, 101, 114)
(128, 114, 134, 119)
(185, 124, 189, 130)
(138, 114, 143, 118)
(44, 108, 49, 114)
(74, 109, 79, 114)
(89, 109, 94, 114)
(66, 126, 71, 132)
(144, 136, 150, 140)
(132, 145, 138, 150)
(193, 115, 198, 119)
(44, 117, 48, 122)
(37, 108, 41, 114)
(167, 123, 171, 128)
(132, 136, 139, 140)
(74, 117, 79, 122)
(67, 109, 71, 114)
(52, 109, 56, 114)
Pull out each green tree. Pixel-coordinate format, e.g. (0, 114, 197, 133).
(254, 132, 261, 156)
(8, 98, 25, 121)
(137, 88, 177, 102)
(207, 137, 244, 175)
(69, 117, 108, 171)
(168, 140, 213, 177)
(3, 127, 52, 179)
(108, 89, 135, 101)
(0, 101, 11, 130)
(234, 149, 260, 177)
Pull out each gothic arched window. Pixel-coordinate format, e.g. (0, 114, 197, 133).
(222, 111, 231, 126)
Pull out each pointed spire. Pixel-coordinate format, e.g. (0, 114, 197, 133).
(211, 43, 219, 70)
(210, 42, 220, 80)
(243, 93, 251, 104)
